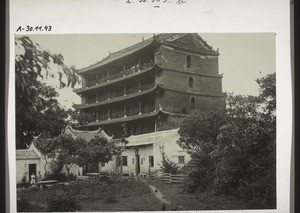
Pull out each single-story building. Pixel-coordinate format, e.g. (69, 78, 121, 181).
(16, 127, 190, 182)
(16, 143, 43, 184)
(101, 128, 191, 175)
(16, 126, 112, 183)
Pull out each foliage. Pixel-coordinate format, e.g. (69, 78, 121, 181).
(15, 36, 79, 98)
(69, 108, 95, 128)
(159, 146, 180, 174)
(17, 176, 163, 211)
(15, 36, 80, 148)
(17, 195, 35, 212)
(47, 194, 81, 212)
(33, 132, 57, 178)
(16, 81, 70, 148)
(50, 134, 86, 182)
(77, 136, 115, 170)
(178, 73, 276, 208)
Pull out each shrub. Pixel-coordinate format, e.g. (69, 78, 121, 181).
(47, 195, 81, 212)
(160, 156, 180, 174)
(159, 146, 180, 174)
(17, 196, 35, 212)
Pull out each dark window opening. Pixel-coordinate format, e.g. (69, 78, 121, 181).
(117, 156, 128, 166)
(187, 55, 191, 68)
(122, 156, 128, 166)
(188, 77, 194, 88)
(149, 156, 154, 167)
(191, 97, 196, 110)
(178, 156, 185, 164)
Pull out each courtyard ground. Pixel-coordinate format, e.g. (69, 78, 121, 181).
(17, 176, 248, 212)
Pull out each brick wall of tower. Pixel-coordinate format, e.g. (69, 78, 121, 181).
(155, 45, 219, 76)
(155, 90, 225, 115)
(157, 69, 222, 95)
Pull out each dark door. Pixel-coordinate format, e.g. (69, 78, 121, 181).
(135, 155, 140, 175)
(29, 164, 36, 182)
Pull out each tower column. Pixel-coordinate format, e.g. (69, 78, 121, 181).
(124, 105, 127, 117)
(108, 108, 110, 120)
(139, 102, 142, 115)
(138, 81, 141, 92)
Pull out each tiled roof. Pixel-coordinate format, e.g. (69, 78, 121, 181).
(85, 110, 171, 127)
(74, 85, 162, 110)
(126, 128, 179, 147)
(65, 126, 112, 141)
(76, 33, 217, 74)
(16, 149, 40, 160)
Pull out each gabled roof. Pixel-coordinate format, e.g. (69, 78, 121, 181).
(16, 149, 40, 160)
(126, 128, 179, 147)
(65, 126, 112, 141)
(76, 33, 218, 74)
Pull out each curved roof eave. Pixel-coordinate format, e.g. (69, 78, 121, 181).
(76, 38, 157, 75)
(74, 64, 162, 94)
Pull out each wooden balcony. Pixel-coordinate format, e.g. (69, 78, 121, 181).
(74, 62, 157, 94)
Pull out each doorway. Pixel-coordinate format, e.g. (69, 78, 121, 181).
(29, 164, 36, 183)
(135, 155, 140, 175)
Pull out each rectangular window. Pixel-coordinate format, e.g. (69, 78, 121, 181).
(117, 156, 128, 166)
(132, 158, 134, 165)
(101, 162, 105, 167)
(178, 156, 185, 164)
(149, 156, 154, 167)
(122, 156, 128, 166)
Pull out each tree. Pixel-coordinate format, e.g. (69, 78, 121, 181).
(159, 145, 180, 174)
(33, 132, 57, 179)
(52, 134, 86, 182)
(178, 73, 276, 208)
(77, 136, 115, 172)
(15, 36, 79, 100)
(68, 108, 96, 129)
(16, 82, 69, 148)
(109, 123, 129, 175)
(15, 36, 80, 148)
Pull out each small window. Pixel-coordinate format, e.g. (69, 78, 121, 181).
(187, 55, 191, 68)
(149, 156, 154, 167)
(188, 77, 194, 88)
(191, 97, 196, 109)
(117, 156, 128, 166)
(101, 162, 105, 167)
(132, 158, 134, 165)
(178, 156, 185, 164)
(122, 156, 128, 166)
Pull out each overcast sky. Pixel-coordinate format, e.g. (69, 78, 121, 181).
(25, 33, 276, 109)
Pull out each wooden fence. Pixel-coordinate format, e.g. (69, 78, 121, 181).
(148, 172, 187, 184)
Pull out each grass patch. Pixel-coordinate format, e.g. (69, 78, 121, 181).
(150, 181, 248, 210)
(17, 176, 163, 212)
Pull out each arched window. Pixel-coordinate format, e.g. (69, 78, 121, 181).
(191, 97, 196, 109)
(187, 55, 191, 68)
(188, 77, 194, 88)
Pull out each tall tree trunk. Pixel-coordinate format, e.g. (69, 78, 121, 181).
(65, 165, 70, 183)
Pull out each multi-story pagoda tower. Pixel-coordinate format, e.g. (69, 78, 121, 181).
(74, 34, 225, 137)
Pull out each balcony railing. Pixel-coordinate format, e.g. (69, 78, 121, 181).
(85, 61, 155, 88)
(84, 82, 155, 107)
(96, 104, 155, 122)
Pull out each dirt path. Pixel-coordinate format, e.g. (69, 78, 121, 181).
(148, 185, 171, 204)
(148, 184, 184, 210)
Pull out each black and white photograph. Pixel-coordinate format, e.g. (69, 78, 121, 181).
(14, 33, 276, 211)
(8, 1, 292, 213)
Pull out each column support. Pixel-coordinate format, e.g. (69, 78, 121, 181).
(139, 102, 142, 115)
